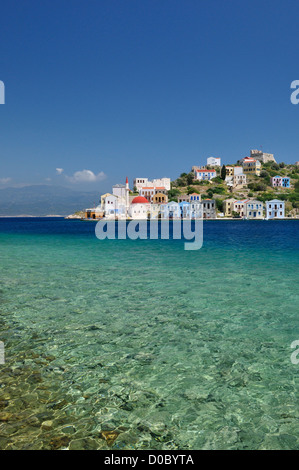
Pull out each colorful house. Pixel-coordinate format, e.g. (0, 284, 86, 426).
(189, 193, 201, 202)
(271, 176, 290, 188)
(266, 200, 285, 219)
(195, 169, 217, 181)
(246, 201, 264, 219)
(233, 200, 249, 218)
(223, 198, 236, 217)
(207, 157, 221, 167)
(242, 157, 261, 176)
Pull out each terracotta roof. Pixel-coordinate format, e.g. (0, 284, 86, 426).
(196, 169, 216, 172)
(131, 196, 149, 204)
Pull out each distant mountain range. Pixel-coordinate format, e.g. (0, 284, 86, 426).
(0, 185, 100, 216)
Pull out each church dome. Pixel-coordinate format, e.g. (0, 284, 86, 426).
(131, 196, 149, 204)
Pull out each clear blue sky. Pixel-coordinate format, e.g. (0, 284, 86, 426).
(0, 0, 299, 192)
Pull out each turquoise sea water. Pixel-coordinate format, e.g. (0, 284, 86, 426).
(0, 218, 298, 450)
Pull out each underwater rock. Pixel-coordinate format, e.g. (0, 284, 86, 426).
(0, 412, 13, 422)
(0, 400, 9, 410)
(47, 399, 68, 410)
(49, 435, 71, 450)
(69, 438, 98, 450)
(61, 425, 76, 434)
(100, 430, 120, 447)
(41, 420, 54, 431)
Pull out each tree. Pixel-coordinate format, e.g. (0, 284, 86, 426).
(215, 199, 223, 212)
(186, 172, 194, 185)
(221, 165, 226, 180)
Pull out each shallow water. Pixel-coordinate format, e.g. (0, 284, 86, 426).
(0, 218, 298, 450)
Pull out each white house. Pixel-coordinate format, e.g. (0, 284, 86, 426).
(134, 177, 171, 191)
(104, 177, 130, 219)
(207, 157, 221, 167)
(128, 196, 151, 220)
(139, 186, 168, 203)
(195, 169, 217, 181)
(266, 200, 285, 219)
(246, 201, 264, 219)
(104, 195, 126, 219)
(233, 200, 249, 218)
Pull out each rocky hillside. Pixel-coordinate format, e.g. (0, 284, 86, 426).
(169, 163, 299, 216)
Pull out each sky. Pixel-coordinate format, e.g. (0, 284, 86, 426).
(0, 0, 299, 192)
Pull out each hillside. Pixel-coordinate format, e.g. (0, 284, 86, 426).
(169, 163, 299, 216)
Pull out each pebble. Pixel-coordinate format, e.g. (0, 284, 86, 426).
(41, 420, 54, 431)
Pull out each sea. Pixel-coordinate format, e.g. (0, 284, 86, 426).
(0, 217, 298, 450)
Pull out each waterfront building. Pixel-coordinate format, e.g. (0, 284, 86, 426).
(160, 201, 202, 219)
(223, 198, 236, 217)
(233, 200, 249, 218)
(128, 196, 151, 220)
(160, 202, 181, 219)
(202, 199, 216, 219)
(85, 206, 103, 219)
(104, 194, 126, 219)
(266, 200, 285, 219)
(246, 200, 264, 219)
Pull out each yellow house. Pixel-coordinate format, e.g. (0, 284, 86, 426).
(152, 192, 168, 204)
(223, 198, 236, 217)
(242, 158, 261, 176)
(226, 166, 234, 177)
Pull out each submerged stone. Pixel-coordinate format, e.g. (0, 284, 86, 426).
(41, 420, 54, 431)
(100, 430, 120, 447)
(49, 435, 71, 450)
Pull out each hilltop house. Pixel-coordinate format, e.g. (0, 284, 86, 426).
(195, 169, 217, 181)
(242, 157, 261, 176)
(271, 176, 291, 188)
(266, 200, 285, 219)
(232, 173, 247, 188)
(207, 157, 221, 167)
(133, 177, 171, 191)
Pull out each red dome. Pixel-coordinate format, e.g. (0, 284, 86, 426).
(131, 196, 149, 204)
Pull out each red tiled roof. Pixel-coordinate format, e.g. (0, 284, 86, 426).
(132, 196, 150, 204)
(196, 169, 216, 172)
